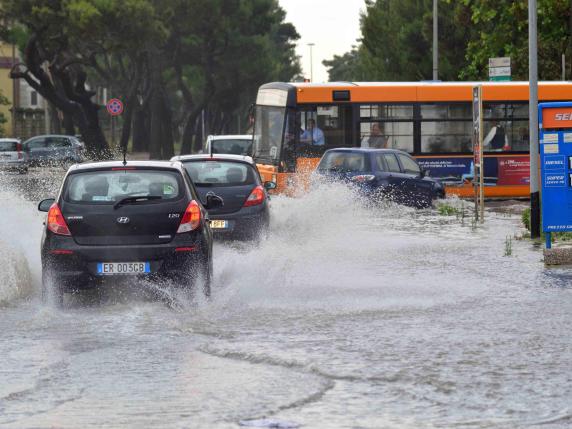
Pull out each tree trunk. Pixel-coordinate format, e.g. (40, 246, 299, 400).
(63, 111, 75, 135)
(132, 104, 149, 153)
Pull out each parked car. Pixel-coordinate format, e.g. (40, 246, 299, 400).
(314, 148, 445, 208)
(171, 154, 275, 240)
(0, 138, 27, 173)
(38, 160, 223, 304)
(204, 135, 253, 156)
(24, 134, 84, 167)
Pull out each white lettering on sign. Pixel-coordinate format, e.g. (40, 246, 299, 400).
(543, 144, 559, 154)
(544, 155, 565, 169)
(542, 133, 559, 143)
(554, 113, 572, 121)
(545, 174, 566, 187)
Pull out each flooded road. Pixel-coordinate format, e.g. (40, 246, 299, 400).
(1, 169, 572, 428)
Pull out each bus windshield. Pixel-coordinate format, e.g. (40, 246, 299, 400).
(253, 105, 285, 164)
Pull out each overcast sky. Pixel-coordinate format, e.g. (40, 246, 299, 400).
(279, 0, 364, 83)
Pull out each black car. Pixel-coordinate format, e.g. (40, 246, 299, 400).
(171, 154, 275, 240)
(315, 148, 445, 208)
(38, 161, 222, 304)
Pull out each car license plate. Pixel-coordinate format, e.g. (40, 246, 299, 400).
(97, 262, 150, 275)
(210, 220, 228, 229)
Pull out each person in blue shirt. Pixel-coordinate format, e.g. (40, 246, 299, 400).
(300, 119, 325, 146)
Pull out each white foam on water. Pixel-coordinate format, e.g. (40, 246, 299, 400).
(0, 190, 43, 303)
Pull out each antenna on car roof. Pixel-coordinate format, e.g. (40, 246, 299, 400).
(122, 144, 127, 166)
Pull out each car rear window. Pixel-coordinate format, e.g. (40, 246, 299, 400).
(0, 141, 18, 152)
(183, 161, 256, 186)
(211, 139, 252, 155)
(318, 152, 370, 172)
(64, 170, 182, 203)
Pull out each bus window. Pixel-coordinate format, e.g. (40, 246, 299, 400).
(361, 122, 413, 153)
(483, 103, 529, 152)
(360, 104, 414, 152)
(360, 104, 414, 120)
(299, 105, 352, 151)
(421, 122, 472, 153)
(253, 105, 285, 164)
(420, 103, 472, 153)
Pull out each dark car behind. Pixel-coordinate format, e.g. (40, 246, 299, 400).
(315, 148, 444, 208)
(171, 154, 274, 240)
(39, 161, 220, 304)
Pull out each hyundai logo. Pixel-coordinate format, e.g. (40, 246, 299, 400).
(116, 217, 130, 224)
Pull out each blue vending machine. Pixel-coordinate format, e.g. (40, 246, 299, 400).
(539, 102, 572, 248)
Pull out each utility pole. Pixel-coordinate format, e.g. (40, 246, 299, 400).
(308, 43, 315, 82)
(432, 0, 438, 80)
(529, 0, 540, 238)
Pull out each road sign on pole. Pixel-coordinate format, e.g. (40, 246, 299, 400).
(106, 98, 124, 116)
(489, 57, 511, 81)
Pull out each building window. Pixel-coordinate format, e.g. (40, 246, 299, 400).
(30, 91, 38, 106)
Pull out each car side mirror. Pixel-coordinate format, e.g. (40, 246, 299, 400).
(38, 198, 55, 212)
(205, 192, 224, 209)
(264, 181, 277, 190)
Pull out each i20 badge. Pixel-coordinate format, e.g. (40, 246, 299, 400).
(116, 216, 130, 224)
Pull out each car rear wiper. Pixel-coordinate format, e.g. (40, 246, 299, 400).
(113, 195, 162, 209)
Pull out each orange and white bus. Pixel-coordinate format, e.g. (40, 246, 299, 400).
(252, 81, 572, 198)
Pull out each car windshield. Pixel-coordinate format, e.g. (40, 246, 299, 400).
(0, 140, 18, 151)
(183, 161, 256, 187)
(65, 170, 182, 203)
(318, 152, 370, 172)
(210, 139, 252, 155)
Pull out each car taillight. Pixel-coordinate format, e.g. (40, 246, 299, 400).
(177, 200, 201, 233)
(47, 203, 71, 236)
(16, 142, 23, 159)
(243, 185, 265, 207)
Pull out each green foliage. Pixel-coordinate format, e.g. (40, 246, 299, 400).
(504, 235, 513, 256)
(522, 207, 531, 231)
(437, 202, 461, 216)
(459, 0, 571, 80)
(325, 0, 572, 82)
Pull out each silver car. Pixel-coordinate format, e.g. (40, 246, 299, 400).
(0, 138, 27, 173)
(23, 135, 84, 167)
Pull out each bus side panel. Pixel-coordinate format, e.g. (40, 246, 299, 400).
(416, 153, 531, 198)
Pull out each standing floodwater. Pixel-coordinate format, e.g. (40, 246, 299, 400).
(1, 170, 572, 428)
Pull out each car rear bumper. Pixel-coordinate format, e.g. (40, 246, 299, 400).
(0, 160, 28, 171)
(208, 208, 268, 239)
(42, 234, 208, 289)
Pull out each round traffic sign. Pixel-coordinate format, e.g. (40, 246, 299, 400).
(106, 98, 124, 116)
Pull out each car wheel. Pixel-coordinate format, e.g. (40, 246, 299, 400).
(41, 268, 64, 307)
(18, 167, 28, 174)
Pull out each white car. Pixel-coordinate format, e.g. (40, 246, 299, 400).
(204, 135, 253, 156)
(0, 138, 27, 173)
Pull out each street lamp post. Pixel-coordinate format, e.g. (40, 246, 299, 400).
(433, 0, 438, 80)
(307, 43, 315, 82)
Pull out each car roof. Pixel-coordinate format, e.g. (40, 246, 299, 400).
(0, 138, 20, 142)
(207, 134, 252, 141)
(23, 134, 78, 142)
(324, 148, 407, 154)
(171, 154, 255, 164)
(67, 160, 184, 173)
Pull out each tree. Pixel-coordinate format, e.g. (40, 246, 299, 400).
(459, 0, 572, 80)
